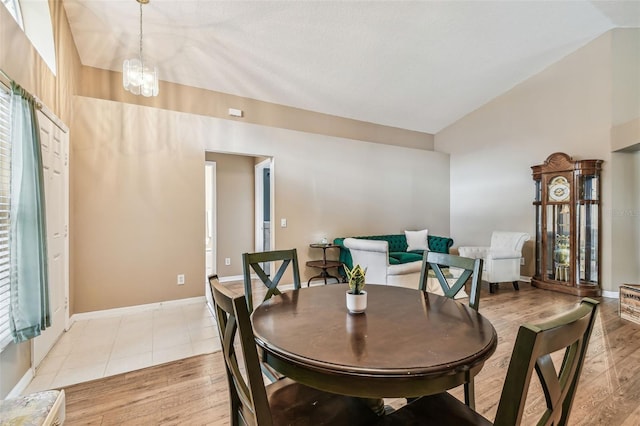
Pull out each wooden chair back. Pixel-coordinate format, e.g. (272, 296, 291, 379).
(211, 275, 380, 426)
(382, 299, 600, 425)
(242, 249, 301, 312)
(416, 251, 483, 408)
(494, 298, 600, 425)
(210, 276, 274, 426)
(419, 251, 483, 311)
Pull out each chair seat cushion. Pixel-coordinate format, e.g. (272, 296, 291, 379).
(267, 378, 380, 426)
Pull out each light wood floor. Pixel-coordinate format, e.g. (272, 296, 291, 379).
(62, 282, 640, 425)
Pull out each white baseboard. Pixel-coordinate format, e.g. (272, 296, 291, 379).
(8, 368, 34, 398)
(218, 274, 245, 283)
(71, 296, 207, 323)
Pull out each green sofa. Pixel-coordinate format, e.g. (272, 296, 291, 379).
(333, 233, 454, 275)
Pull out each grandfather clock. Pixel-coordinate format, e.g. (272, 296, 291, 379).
(531, 152, 602, 297)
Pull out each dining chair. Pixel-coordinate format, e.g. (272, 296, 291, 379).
(382, 298, 600, 426)
(417, 250, 483, 409)
(210, 277, 381, 426)
(419, 251, 483, 311)
(243, 249, 302, 383)
(242, 248, 301, 312)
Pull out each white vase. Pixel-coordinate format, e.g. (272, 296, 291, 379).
(346, 290, 367, 314)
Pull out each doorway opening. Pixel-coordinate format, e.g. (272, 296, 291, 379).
(255, 158, 273, 274)
(205, 162, 216, 310)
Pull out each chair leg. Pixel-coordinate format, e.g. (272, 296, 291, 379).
(512, 281, 520, 291)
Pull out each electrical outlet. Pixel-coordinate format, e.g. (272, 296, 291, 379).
(280, 218, 287, 228)
(520, 257, 525, 265)
(225, 258, 231, 266)
(177, 274, 185, 285)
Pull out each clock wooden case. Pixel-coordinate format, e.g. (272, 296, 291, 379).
(531, 152, 602, 296)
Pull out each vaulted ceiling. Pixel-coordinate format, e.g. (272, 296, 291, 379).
(63, 0, 640, 134)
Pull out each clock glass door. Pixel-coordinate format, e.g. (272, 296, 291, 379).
(546, 204, 571, 282)
(578, 204, 598, 283)
(577, 173, 600, 285)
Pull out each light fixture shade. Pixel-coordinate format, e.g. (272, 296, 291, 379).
(122, 0, 158, 97)
(123, 58, 158, 97)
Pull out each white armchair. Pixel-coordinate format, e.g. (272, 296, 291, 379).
(458, 231, 530, 294)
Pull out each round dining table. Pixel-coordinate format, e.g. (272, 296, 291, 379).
(251, 284, 498, 398)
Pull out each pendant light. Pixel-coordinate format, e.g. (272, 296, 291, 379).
(123, 0, 158, 97)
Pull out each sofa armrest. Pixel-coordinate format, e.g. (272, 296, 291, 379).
(344, 238, 388, 253)
(344, 238, 390, 284)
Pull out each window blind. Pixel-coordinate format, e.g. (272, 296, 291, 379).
(0, 85, 11, 349)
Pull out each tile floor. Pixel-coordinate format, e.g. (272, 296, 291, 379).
(23, 299, 220, 394)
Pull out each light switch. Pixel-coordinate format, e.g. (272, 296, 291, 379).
(280, 218, 287, 228)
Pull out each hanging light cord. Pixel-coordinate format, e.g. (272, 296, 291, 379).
(139, 1, 144, 68)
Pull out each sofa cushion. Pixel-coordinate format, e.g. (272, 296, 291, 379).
(428, 236, 452, 254)
(390, 252, 423, 264)
(405, 229, 429, 251)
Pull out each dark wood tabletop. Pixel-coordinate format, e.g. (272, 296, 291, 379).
(251, 284, 498, 398)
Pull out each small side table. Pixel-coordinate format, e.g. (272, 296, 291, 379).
(306, 243, 342, 286)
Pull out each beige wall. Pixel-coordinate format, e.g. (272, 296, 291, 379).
(73, 96, 451, 310)
(78, 68, 434, 151)
(205, 152, 255, 277)
(205, 117, 453, 282)
(612, 29, 640, 127)
(72, 97, 206, 312)
(609, 29, 640, 289)
(611, 28, 640, 152)
(0, 0, 80, 400)
(436, 30, 640, 292)
(611, 151, 640, 287)
(612, 118, 640, 151)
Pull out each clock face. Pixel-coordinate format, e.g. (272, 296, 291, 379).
(548, 177, 570, 202)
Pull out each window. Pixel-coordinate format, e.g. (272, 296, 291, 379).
(0, 85, 11, 349)
(2, 1, 56, 74)
(1, 0, 24, 29)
